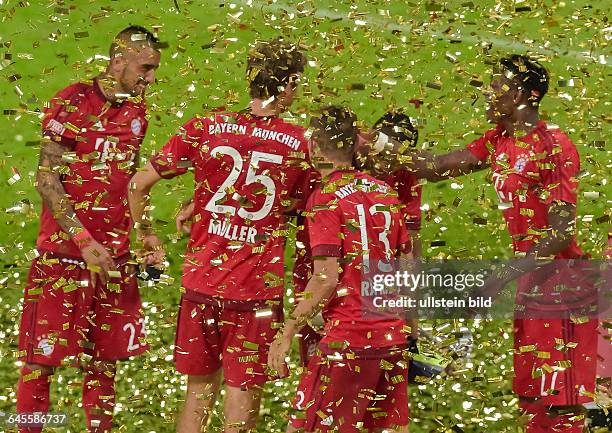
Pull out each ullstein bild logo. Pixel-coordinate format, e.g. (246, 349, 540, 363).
(360, 259, 610, 320)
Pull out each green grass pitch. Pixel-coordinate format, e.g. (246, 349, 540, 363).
(0, 0, 609, 431)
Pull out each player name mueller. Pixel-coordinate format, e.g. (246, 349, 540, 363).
(208, 219, 258, 243)
(208, 123, 302, 150)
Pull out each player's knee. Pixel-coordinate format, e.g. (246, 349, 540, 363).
(186, 373, 221, 398)
(224, 385, 262, 419)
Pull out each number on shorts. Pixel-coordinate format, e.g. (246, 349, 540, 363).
(123, 318, 146, 352)
(295, 390, 306, 409)
(540, 371, 559, 396)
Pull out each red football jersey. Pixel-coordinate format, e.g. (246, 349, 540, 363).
(466, 121, 583, 257)
(37, 80, 148, 258)
(306, 169, 410, 349)
(150, 112, 310, 301)
(293, 169, 421, 295)
(382, 169, 423, 231)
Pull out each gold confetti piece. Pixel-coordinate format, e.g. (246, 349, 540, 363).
(379, 359, 394, 370)
(62, 283, 77, 293)
(556, 360, 572, 369)
(391, 374, 405, 384)
(23, 369, 42, 382)
(107, 270, 121, 279)
(238, 355, 258, 363)
(243, 341, 259, 351)
(255, 308, 272, 318)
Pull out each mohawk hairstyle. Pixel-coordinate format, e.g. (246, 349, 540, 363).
(499, 55, 549, 104)
(373, 111, 418, 148)
(246, 38, 306, 99)
(110, 25, 160, 57)
(310, 105, 358, 161)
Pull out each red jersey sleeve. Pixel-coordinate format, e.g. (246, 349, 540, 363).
(150, 117, 206, 179)
(465, 127, 502, 162)
(539, 131, 580, 205)
(286, 128, 316, 208)
(398, 217, 412, 255)
(291, 166, 320, 212)
(306, 191, 342, 257)
(41, 83, 90, 148)
(403, 185, 422, 231)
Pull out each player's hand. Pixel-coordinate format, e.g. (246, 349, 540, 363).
(354, 128, 376, 158)
(310, 312, 325, 331)
(268, 333, 291, 378)
(80, 240, 116, 287)
(176, 200, 195, 234)
(477, 272, 511, 300)
(136, 232, 166, 266)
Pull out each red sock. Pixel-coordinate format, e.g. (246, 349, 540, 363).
(520, 400, 585, 433)
(82, 369, 116, 433)
(16, 365, 52, 433)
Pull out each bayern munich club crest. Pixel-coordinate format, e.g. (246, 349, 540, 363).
(514, 155, 529, 173)
(131, 118, 143, 135)
(37, 335, 55, 356)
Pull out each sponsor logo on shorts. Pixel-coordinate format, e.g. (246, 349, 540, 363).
(37, 337, 54, 356)
(131, 118, 142, 135)
(47, 119, 66, 135)
(320, 415, 334, 426)
(307, 342, 317, 358)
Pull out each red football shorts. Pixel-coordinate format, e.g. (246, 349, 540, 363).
(173, 292, 282, 389)
(290, 349, 409, 433)
(18, 253, 148, 367)
(513, 317, 597, 406)
(298, 325, 323, 367)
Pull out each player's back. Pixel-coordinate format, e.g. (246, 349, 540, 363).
(307, 169, 409, 350)
(153, 112, 310, 301)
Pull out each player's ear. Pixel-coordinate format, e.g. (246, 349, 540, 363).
(512, 86, 527, 105)
(108, 54, 127, 74)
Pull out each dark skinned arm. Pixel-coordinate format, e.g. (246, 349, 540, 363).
(409, 148, 489, 182)
(479, 201, 577, 297)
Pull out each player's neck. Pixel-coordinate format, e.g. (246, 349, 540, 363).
(502, 109, 540, 137)
(96, 73, 123, 103)
(320, 162, 354, 177)
(249, 99, 282, 117)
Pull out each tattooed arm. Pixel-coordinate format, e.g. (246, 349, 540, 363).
(36, 139, 116, 285)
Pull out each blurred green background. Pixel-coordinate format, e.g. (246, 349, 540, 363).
(0, 0, 609, 431)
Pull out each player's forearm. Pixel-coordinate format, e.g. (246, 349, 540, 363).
(282, 276, 336, 339)
(36, 171, 86, 236)
(128, 178, 154, 235)
(408, 149, 486, 182)
(408, 229, 422, 258)
(36, 139, 88, 238)
(128, 163, 164, 235)
(532, 203, 576, 258)
(489, 203, 577, 286)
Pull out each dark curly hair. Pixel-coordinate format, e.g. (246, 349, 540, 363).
(498, 55, 549, 104)
(373, 111, 418, 148)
